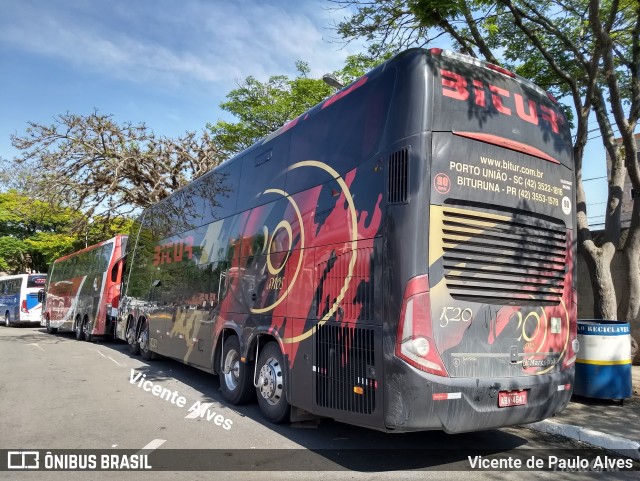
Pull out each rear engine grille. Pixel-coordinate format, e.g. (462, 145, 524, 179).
(315, 324, 375, 414)
(442, 207, 567, 305)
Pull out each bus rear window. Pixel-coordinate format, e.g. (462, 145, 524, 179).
(430, 56, 573, 168)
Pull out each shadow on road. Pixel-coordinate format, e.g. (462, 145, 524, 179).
(3, 326, 543, 472)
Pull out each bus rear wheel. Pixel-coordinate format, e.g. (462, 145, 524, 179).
(219, 336, 254, 405)
(127, 322, 140, 355)
(74, 317, 84, 341)
(82, 317, 92, 342)
(139, 319, 154, 361)
(256, 342, 290, 423)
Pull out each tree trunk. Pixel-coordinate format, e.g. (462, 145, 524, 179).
(581, 242, 618, 320)
(620, 197, 640, 321)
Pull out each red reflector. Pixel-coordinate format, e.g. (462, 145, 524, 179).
(547, 91, 559, 104)
(565, 384, 571, 390)
(453, 131, 560, 164)
(430, 48, 443, 56)
(432, 393, 448, 401)
(486, 63, 516, 78)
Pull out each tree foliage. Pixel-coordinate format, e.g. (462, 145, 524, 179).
(8, 111, 222, 221)
(334, 0, 640, 322)
(207, 61, 333, 158)
(4, 55, 386, 273)
(0, 190, 131, 273)
(0, 236, 30, 273)
(207, 55, 389, 157)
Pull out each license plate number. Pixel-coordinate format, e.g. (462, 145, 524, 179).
(498, 390, 527, 407)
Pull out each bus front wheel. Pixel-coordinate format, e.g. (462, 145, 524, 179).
(256, 342, 290, 423)
(219, 336, 254, 405)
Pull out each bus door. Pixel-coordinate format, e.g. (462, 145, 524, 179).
(165, 263, 215, 368)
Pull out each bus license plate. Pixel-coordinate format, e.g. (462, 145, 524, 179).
(498, 390, 527, 407)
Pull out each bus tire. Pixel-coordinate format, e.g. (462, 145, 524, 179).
(219, 336, 254, 405)
(4, 312, 11, 327)
(256, 342, 290, 423)
(74, 317, 84, 341)
(127, 321, 140, 355)
(82, 317, 92, 342)
(45, 316, 57, 334)
(139, 319, 154, 361)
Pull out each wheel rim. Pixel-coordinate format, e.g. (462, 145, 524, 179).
(46, 318, 50, 331)
(4, 314, 8, 326)
(223, 349, 241, 391)
(75, 320, 81, 337)
(83, 320, 90, 338)
(258, 356, 283, 406)
(139, 323, 149, 353)
(127, 326, 136, 346)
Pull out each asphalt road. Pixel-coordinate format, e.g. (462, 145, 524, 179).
(0, 326, 636, 480)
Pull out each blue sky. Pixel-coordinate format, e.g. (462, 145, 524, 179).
(0, 0, 362, 150)
(0, 0, 610, 224)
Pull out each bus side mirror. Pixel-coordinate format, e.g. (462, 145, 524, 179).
(38, 289, 45, 303)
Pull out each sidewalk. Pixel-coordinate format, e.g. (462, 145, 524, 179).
(526, 364, 640, 460)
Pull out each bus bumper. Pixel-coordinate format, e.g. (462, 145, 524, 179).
(384, 357, 574, 433)
(19, 313, 42, 325)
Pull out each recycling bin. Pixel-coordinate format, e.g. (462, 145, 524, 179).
(574, 320, 632, 399)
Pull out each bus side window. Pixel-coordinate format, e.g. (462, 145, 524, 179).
(111, 260, 120, 283)
(103, 244, 113, 272)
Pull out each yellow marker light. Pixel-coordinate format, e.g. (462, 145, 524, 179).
(353, 386, 364, 395)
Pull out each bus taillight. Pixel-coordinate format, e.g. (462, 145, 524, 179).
(396, 275, 448, 377)
(21, 299, 28, 313)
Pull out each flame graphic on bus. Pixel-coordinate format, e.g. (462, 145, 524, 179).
(214, 160, 382, 363)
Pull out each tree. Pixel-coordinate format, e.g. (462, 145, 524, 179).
(0, 237, 30, 273)
(0, 190, 131, 273)
(0, 191, 75, 272)
(333, 0, 640, 322)
(7, 111, 222, 222)
(0, 189, 74, 238)
(207, 56, 389, 157)
(208, 61, 333, 158)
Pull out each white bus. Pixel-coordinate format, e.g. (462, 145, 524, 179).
(0, 274, 47, 326)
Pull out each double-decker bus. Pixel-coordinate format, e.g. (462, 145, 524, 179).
(42, 235, 127, 340)
(117, 49, 577, 433)
(0, 274, 47, 326)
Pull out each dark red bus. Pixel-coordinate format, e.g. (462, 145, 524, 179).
(42, 235, 128, 340)
(117, 49, 577, 433)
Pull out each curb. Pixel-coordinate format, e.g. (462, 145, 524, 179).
(526, 420, 640, 461)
